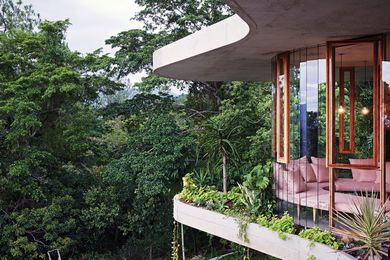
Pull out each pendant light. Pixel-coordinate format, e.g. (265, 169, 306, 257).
(338, 53, 344, 114)
(362, 60, 369, 115)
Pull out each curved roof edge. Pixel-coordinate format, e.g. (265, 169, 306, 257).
(153, 0, 390, 82)
(153, 14, 253, 81)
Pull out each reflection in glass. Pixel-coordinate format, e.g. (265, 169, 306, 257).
(384, 61, 390, 197)
(275, 53, 289, 163)
(333, 42, 376, 165)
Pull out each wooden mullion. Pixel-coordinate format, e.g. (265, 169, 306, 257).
(349, 68, 356, 153)
(276, 52, 290, 164)
(339, 68, 345, 152)
(373, 42, 379, 167)
(276, 59, 281, 162)
(284, 53, 290, 163)
(378, 38, 386, 205)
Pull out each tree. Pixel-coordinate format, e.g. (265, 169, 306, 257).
(0, 0, 40, 32)
(84, 94, 194, 258)
(195, 81, 273, 192)
(200, 115, 241, 193)
(106, 0, 231, 103)
(0, 20, 121, 258)
(0, 0, 275, 258)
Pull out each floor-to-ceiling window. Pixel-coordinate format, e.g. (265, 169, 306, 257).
(273, 35, 388, 229)
(273, 45, 328, 228)
(327, 36, 385, 226)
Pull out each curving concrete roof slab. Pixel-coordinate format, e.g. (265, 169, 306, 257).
(153, 0, 390, 82)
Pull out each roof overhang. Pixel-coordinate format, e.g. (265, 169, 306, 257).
(153, 0, 390, 81)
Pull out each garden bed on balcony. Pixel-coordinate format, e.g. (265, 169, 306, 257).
(174, 195, 355, 260)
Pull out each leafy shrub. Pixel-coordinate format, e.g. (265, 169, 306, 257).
(256, 212, 295, 239)
(242, 162, 275, 217)
(179, 173, 244, 212)
(298, 227, 341, 250)
(180, 161, 276, 219)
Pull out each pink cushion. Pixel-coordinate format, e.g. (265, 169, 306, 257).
(299, 163, 317, 182)
(335, 178, 378, 192)
(359, 170, 378, 182)
(282, 169, 307, 194)
(286, 156, 306, 171)
(287, 156, 317, 183)
(311, 156, 326, 166)
(349, 158, 375, 182)
(311, 157, 329, 183)
(273, 162, 284, 188)
(375, 162, 390, 184)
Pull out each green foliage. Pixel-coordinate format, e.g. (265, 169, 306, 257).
(0, 0, 40, 32)
(192, 168, 214, 188)
(188, 82, 273, 194)
(180, 162, 276, 219)
(180, 173, 243, 212)
(298, 227, 341, 250)
(241, 162, 275, 217)
(0, 0, 276, 258)
(91, 94, 194, 257)
(0, 19, 121, 258)
(257, 213, 295, 240)
(333, 193, 390, 259)
(237, 217, 250, 243)
(107, 0, 231, 92)
(171, 221, 180, 260)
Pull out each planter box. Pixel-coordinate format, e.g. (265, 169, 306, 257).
(174, 195, 356, 260)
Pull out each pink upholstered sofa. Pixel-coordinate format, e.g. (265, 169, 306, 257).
(273, 157, 390, 217)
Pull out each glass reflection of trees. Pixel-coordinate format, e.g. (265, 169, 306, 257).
(335, 73, 374, 163)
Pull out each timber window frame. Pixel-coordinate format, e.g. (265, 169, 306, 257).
(276, 52, 290, 163)
(338, 67, 356, 154)
(326, 36, 383, 169)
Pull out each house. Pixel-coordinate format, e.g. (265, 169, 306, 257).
(153, 0, 390, 258)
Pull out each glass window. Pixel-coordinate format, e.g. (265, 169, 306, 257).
(327, 39, 381, 168)
(384, 61, 390, 197)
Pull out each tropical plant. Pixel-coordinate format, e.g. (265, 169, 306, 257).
(298, 227, 341, 250)
(241, 162, 275, 217)
(238, 183, 258, 216)
(333, 193, 390, 259)
(192, 168, 212, 187)
(200, 115, 242, 193)
(180, 173, 244, 212)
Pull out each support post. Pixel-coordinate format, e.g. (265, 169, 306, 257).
(181, 224, 186, 260)
(329, 168, 335, 229)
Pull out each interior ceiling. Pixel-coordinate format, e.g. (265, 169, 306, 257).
(155, 0, 390, 81)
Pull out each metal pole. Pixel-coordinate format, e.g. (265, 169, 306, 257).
(181, 224, 185, 260)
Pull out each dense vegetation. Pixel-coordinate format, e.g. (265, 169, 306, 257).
(0, 0, 273, 258)
(179, 173, 341, 249)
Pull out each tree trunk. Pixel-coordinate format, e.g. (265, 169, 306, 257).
(223, 154, 228, 193)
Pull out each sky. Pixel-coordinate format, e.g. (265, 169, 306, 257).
(24, 0, 142, 54)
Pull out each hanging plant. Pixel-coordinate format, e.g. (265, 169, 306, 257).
(171, 221, 180, 260)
